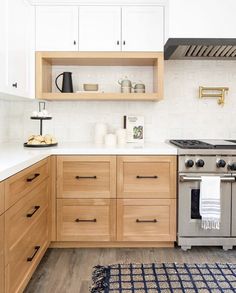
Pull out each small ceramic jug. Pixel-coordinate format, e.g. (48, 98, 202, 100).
(118, 76, 132, 93)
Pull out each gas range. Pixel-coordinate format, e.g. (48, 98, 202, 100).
(170, 139, 236, 149)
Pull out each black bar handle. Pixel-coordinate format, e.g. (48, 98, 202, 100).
(27, 206, 40, 218)
(136, 175, 158, 179)
(26, 173, 40, 182)
(27, 246, 40, 262)
(75, 218, 97, 223)
(136, 219, 158, 223)
(75, 176, 97, 180)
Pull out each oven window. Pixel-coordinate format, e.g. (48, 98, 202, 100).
(191, 189, 202, 219)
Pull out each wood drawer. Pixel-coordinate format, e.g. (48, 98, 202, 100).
(117, 156, 177, 199)
(57, 199, 116, 241)
(57, 156, 116, 199)
(0, 182, 4, 215)
(117, 199, 176, 242)
(5, 180, 48, 250)
(0, 214, 4, 293)
(6, 209, 49, 293)
(5, 158, 49, 209)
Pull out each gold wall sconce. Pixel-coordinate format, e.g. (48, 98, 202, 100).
(199, 86, 229, 106)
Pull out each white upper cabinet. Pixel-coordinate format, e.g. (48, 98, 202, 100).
(79, 7, 121, 51)
(36, 6, 79, 51)
(168, 0, 236, 38)
(1, 0, 35, 98)
(122, 6, 164, 51)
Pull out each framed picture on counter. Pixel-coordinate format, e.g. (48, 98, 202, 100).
(124, 115, 144, 143)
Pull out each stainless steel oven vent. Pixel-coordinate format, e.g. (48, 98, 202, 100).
(165, 39, 236, 60)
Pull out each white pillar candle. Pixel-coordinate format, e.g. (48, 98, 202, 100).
(116, 129, 126, 146)
(94, 123, 107, 144)
(104, 134, 117, 147)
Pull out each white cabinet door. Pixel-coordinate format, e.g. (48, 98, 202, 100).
(79, 6, 121, 51)
(3, 0, 35, 99)
(36, 6, 78, 51)
(122, 6, 164, 51)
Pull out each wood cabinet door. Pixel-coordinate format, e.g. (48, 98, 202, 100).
(3, 0, 34, 98)
(79, 6, 121, 51)
(117, 156, 177, 199)
(57, 199, 116, 241)
(36, 6, 78, 51)
(0, 214, 4, 293)
(0, 182, 4, 215)
(57, 156, 116, 199)
(122, 6, 164, 52)
(117, 199, 176, 242)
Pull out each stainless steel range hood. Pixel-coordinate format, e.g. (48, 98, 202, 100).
(164, 38, 236, 60)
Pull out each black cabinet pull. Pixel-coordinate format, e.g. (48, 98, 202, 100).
(12, 82, 17, 88)
(75, 218, 97, 223)
(73, 40, 76, 45)
(26, 173, 40, 182)
(136, 219, 158, 223)
(27, 246, 40, 262)
(27, 206, 40, 218)
(75, 176, 97, 180)
(136, 175, 158, 179)
(123, 40, 126, 45)
(117, 40, 120, 45)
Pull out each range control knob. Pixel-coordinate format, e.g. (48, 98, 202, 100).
(216, 159, 226, 168)
(228, 163, 236, 171)
(196, 159, 205, 168)
(185, 159, 194, 168)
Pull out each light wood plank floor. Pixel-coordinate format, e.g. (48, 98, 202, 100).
(24, 247, 236, 293)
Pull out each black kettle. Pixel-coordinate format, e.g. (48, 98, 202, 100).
(55, 72, 73, 93)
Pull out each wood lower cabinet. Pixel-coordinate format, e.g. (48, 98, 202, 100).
(57, 199, 116, 241)
(57, 156, 116, 199)
(0, 214, 4, 293)
(4, 158, 49, 209)
(117, 199, 176, 242)
(0, 182, 4, 215)
(117, 156, 177, 199)
(5, 209, 49, 293)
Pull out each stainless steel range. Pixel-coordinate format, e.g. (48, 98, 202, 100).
(170, 139, 236, 251)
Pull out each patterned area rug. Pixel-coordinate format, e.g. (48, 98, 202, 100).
(91, 263, 236, 292)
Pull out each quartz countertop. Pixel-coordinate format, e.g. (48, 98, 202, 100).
(0, 142, 177, 181)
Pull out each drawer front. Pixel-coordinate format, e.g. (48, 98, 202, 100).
(57, 156, 116, 198)
(0, 214, 4, 293)
(0, 182, 4, 215)
(57, 199, 116, 241)
(5, 180, 49, 250)
(117, 199, 176, 241)
(6, 209, 49, 293)
(117, 156, 177, 199)
(5, 158, 49, 209)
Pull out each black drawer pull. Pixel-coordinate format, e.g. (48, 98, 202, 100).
(136, 175, 158, 179)
(27, 246, 40, 262)
(27, 206, 40, 218)
(75, 218, 97, 223)
(75, 176, 97, 180)
(136, 219, 158, 223)
(12, 82, 17, 88)
(26, 173, 40, 182)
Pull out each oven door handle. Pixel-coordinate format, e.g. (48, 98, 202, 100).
(180, 176, 236, 182)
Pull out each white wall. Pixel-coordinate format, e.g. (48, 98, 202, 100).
(2, 60, 236, 144)
(0, 99, 10, 142)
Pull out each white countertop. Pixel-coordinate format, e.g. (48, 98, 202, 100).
(0, 142, 177, 181)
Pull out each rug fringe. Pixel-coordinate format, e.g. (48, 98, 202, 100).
(90, 265, 108, 293)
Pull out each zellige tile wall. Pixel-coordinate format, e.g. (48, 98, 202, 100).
(1, 60, 236, 143)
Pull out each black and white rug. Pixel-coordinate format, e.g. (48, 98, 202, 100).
(91, 263, 236, 292)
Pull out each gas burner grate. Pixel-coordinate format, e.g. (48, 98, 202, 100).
(169, 140, 214, 149)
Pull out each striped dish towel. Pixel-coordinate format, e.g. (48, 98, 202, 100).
(200, 176, 221, 230)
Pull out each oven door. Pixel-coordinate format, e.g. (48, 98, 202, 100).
(178, 173, 234, 237)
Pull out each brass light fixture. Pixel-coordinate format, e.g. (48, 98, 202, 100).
(199, 86, 229, 106)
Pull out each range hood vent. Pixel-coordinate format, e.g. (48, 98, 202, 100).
(165, 39, 236, 60)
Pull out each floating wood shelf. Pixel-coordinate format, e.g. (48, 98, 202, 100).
(36, 52, 164, 101)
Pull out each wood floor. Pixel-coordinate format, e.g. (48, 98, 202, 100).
(24, 246, 236, 293)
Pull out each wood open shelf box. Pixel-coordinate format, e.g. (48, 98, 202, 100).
(36, 52, 164, 101)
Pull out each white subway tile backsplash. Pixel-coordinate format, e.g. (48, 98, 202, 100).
(1, 60, 236, 144)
